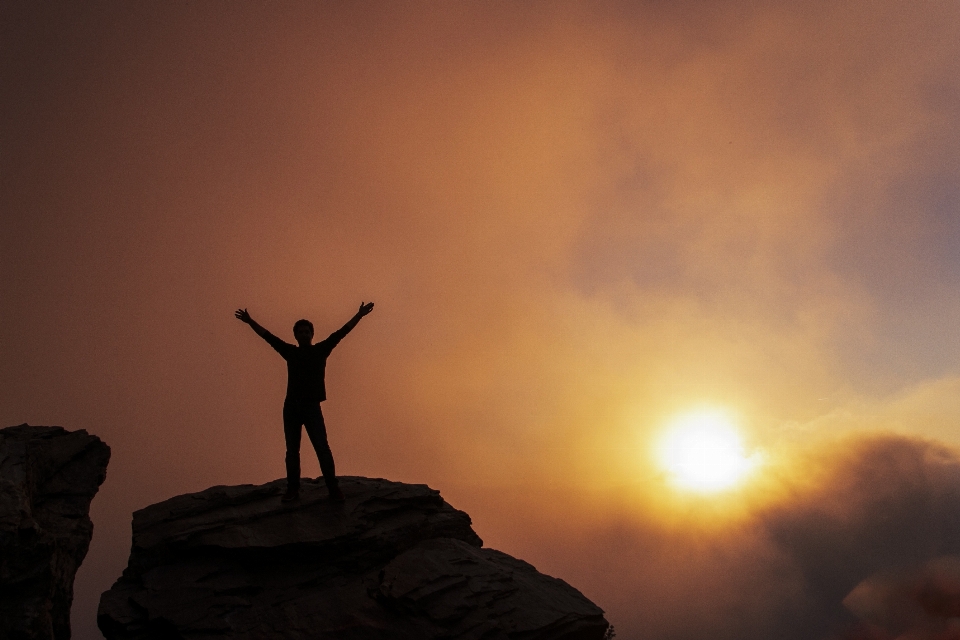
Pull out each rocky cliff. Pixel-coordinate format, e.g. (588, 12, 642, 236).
(99, 476, 609, 639)
(0, 424, 111, 640)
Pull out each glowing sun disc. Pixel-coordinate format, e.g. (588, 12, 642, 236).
(657, 410, 756, 493)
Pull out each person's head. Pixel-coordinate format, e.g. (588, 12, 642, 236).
(293, 319, 314, 346)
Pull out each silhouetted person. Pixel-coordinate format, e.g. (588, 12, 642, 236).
(235, 302, 374, 502)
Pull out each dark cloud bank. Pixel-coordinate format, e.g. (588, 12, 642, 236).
(763, 436, 960, 640)
(548, 435, 960, 640)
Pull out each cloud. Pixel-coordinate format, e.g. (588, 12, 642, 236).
(844, 556, 960, 640)
(498, 434, 960, 639)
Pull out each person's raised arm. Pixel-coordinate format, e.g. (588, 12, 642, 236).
(325, 302, 374, 347)
(235, 308, 287, 351)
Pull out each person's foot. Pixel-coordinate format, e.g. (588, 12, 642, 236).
(328, 485, 345, 502)
(281, 489, 300, 503)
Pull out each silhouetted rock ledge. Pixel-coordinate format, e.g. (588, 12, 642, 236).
(0, 424, 111, 640)
(98, 476, 609, 639)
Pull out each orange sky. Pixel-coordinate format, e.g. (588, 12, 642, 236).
(5, 2, 960, 638)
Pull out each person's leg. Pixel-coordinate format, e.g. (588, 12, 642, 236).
(282, 402, 303, 496)
(303, 404, 340, 496)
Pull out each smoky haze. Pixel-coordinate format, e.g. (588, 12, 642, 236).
(4, 2, 960, 638)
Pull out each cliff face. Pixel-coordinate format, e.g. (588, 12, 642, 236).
(0, 425, 111, 640)
(99, 476, 609, 640)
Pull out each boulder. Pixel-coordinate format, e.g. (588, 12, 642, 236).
(0, 424, 111, 640)
(99, 476, 609, 639)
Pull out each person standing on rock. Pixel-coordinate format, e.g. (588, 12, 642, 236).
(235, 302, 374, 503)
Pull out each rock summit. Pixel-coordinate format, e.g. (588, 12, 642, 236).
(99, 476, 609, 639)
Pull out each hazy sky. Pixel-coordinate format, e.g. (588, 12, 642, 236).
(5, 2, 960, 639)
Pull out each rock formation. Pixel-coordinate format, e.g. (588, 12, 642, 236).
(0, 424, 111, 640)
(99, 476, 609, 639)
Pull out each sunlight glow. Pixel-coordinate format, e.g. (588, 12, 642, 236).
(657, 409, 759, 493)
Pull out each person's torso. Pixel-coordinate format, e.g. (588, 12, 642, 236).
(283, 343, 330, 402)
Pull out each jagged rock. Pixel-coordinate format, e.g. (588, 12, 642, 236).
(99, 476, 609, 639)
(0, 424, 111, 640)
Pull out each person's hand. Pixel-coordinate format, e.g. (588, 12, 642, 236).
(358, 302, 374, 317)
(235, 308, 252, 324)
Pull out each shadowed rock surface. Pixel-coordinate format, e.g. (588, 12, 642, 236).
(0, 425, 111, 640)
(99, 476, 609, 639)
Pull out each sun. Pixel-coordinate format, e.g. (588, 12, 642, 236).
(656, 409, 759, 493)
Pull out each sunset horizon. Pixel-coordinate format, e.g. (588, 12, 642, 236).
(5, 2, 960, 638)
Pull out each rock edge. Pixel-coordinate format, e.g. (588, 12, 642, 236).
(0, 424, 111, 640)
